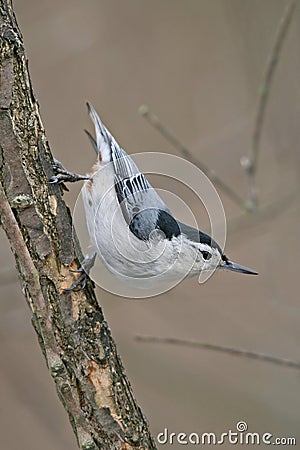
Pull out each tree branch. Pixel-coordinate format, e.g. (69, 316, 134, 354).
(139, 2, 296, 214)
(0, 2, 156, 449)
(139, 105, 247, 211)
(243, 0, 296, 210)
(135, 336, 300, 371)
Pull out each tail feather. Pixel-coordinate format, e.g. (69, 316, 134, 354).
(84, 129, 98, 154)
(86, 102, 112, 163)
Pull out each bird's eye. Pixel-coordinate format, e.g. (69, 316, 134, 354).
(201, 251, 212, 260)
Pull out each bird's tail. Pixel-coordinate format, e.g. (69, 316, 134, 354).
(85, 102, 141, 181)
(86, 102, 112, 163)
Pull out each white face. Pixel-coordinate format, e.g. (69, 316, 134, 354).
(176, 236, 223, 276)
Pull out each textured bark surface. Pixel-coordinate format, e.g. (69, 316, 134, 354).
(0, 2, 156, 449)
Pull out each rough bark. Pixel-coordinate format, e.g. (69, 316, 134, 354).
(0, 2, 156, 449)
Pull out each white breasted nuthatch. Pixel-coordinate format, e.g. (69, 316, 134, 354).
(84, 104, 257, 284)
(51, 103, 258, 288)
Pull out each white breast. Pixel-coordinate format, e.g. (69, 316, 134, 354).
(82, 163, 186, 284)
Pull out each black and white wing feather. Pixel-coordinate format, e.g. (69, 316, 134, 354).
(87, 103, 180, 241)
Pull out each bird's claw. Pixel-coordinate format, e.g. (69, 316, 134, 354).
(49, 159, 90, 185)
(64, 253, 97, 292)
(64, 270, 89, 292)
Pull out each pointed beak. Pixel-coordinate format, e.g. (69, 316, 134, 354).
(223, 260, 258, 275)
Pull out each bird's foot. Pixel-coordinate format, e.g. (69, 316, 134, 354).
(64, 252, 97, 292)
(49, 159, 90, 186)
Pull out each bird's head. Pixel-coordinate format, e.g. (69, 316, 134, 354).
(177, 222, 258, 276)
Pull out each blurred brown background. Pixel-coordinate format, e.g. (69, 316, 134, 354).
(1, 0, 299, 449)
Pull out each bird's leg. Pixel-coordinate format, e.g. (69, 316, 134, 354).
(49, 161, 95, 290)
(49, 160, 95, 290)
(64, 252, 97, 292)
(49, 159, 90, 185)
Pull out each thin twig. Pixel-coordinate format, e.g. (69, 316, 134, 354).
(135, 335, 300, 370)
(244, 0, 296, 210)
(227, 187, 297, 235)
(139, 105, 247, 211)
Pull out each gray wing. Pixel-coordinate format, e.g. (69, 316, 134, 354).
(109, 130, 169, 225)
(87, 103, 177, 240)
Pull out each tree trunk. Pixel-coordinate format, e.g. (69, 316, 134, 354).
(0, 2, 156, 449)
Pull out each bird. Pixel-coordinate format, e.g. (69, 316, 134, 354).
(51, 103, 258, 289)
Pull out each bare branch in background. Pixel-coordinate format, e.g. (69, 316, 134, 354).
(0, 2, 156, 449)
(139, 105, 247, 211)
(242, 0, 296, 210)
(135, 336, 300, 370)
(227, 188, 297, 235)
(139, 1, 296, 214)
